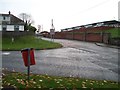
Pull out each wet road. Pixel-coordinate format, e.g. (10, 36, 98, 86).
(2, 38, 119, 82)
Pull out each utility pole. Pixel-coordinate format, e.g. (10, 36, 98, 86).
(50, 19, 55, 42)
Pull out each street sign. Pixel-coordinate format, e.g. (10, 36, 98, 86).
(50, 29, 55, 35)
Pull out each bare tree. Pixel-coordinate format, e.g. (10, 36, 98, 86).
(18, 13, 34, 25)
(18, 13, 34, 31)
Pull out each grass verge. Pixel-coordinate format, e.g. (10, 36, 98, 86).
(95, 28, 120, 38)
(105, 28, 120, 38)
(2, 36, 62, 51)
(2, 70, 119, 89)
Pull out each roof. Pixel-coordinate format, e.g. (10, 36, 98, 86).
(61, 20, 120, 31)
(102, 20, 120, 25)
(0, 13, 24, 25)
(10, 14, 24, 25)
(0, 14, 9, 16)
(41, 31, 49, 33)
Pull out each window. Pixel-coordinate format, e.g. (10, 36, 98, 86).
(2, 25, 7, 31)
(14, 25, 19, 31)
(3, 16, 6, 20)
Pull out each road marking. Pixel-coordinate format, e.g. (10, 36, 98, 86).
(2, 52, 10, 55)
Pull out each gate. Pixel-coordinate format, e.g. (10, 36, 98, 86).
(103, 33, 111, 44)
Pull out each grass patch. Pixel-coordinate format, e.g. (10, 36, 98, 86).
(95, 28, 120, 38)
(104, 28, 120, 38)
(2, 71, 119, 89)
(0, 37, 1, 50)
(2, 36, 62, 51)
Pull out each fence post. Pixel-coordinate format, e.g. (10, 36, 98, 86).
(27, 48, 30, 82)
(101, 32, 104, 43)
(108, 33, 111, 44)
(84, 32, 87, 41)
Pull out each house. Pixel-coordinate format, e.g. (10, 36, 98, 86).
(0, 11, 24, 31)
(40, 31, 50, 37)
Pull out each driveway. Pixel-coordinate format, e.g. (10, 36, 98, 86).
(2, 38, 119, 82)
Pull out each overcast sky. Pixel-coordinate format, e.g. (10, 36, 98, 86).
(0, 0, 119, 31)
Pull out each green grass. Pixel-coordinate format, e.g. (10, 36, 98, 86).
(2, 36, 62, 50)
(95, 28, 120, 38)
(104, 28, 120, 38)
(2, 71, 119, 89)
(0, 38, 1, 50)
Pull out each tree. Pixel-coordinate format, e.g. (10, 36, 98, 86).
(18, 13, 34, 24)
(18, 13, 34, 31)
(28, 26, 37, 32)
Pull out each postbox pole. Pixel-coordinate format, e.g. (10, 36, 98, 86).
(27, 48, 30, 81)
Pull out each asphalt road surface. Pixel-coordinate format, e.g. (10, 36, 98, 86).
(2, 38, 119, 82)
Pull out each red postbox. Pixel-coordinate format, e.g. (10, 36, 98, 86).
(21, 48, 36, 67)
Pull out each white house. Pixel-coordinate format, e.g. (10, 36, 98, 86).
(0, 11, 24, 31)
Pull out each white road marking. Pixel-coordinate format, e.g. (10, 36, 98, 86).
(2, 52, 10, 55)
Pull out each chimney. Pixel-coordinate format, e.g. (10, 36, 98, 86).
(8, 11, 11, 15)
(8, 11, 11, 24)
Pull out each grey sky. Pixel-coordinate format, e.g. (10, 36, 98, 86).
(0, 0, 119, 31)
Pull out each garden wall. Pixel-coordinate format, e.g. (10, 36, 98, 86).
(1, 31, 35, 37)
(54, 32, 110, 43)
(49, 26, 113, 43)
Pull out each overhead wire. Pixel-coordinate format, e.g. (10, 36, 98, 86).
(78, 0, 112, 14)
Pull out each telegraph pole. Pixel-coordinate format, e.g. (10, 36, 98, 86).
(50, 19, 55, 42)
